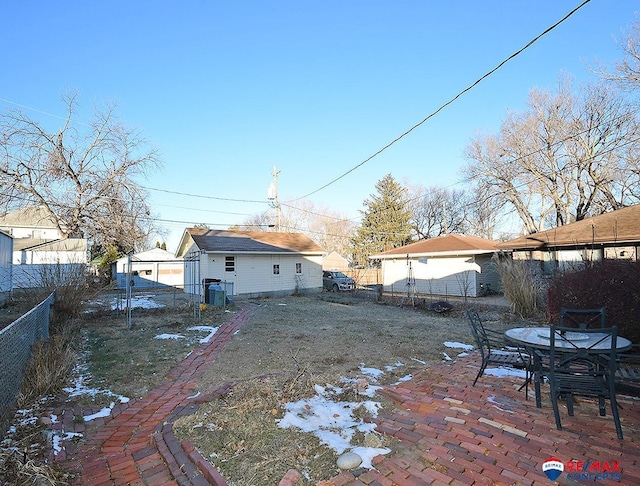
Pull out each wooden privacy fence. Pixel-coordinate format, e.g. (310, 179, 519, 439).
(344, 268, 381, 287)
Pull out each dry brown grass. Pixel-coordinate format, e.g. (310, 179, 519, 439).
(0, 418, 74, 485)
(17, 334, 77, 408)
(81, 307, 231, 404)
(0, 449, 72, 486)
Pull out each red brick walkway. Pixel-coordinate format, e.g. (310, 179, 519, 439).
(321, 355, 640, 486)
(54, 302, 258, 485)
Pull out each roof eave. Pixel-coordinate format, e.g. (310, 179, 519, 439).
(501, 237, 640, 251)
(371, 249, 498, 259)
(201, 250, 324, 256)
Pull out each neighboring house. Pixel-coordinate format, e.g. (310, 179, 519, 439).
(497, 204, 640, 274)
(175, 228, 324, 299)
(0, 206, 88, 289)
(112, 248, 184, 289)
(0, 231, 12, 305)
(322, 251, 350, 272)
(370, 234, 502, 298)
(0, 205, 64, 240)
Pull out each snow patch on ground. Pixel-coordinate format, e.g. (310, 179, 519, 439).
(277, 383, 390, 467)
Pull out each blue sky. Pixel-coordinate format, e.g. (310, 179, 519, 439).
(2, 1, 638, 251)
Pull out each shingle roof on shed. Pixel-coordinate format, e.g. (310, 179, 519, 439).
(497, 204, 640, 250)
(186, 228, 324, 254)
(371, 234, 500, 259)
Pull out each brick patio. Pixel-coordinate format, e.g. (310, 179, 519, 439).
(320, 355, 640, 486)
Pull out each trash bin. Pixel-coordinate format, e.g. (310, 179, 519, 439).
(209, 284, 226, 307)
(203, 278, 221, 304)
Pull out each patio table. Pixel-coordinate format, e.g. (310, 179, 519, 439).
(505, 327, 632, 408)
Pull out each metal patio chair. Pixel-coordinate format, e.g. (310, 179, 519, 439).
(466, 309, 532, 395)
(616, 344, 640, 395)
(560, 307, 606, 329)
(548, 325, 623, 439)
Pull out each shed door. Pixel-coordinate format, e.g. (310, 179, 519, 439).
(271, 255, 283, 291)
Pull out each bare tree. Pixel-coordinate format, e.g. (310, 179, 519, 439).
(235, 210, 274, 231)
(0, 93, 161, 251)
(463, 77, 640, 234)
(283, 201, 356, 256)
(596, 17, 640, 91)
(464, 182, 506, 240)
(406, 184, 469, 238)
(239, 200, 357, 256)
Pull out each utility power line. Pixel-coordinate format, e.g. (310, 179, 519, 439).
(293, 0, 592, 200)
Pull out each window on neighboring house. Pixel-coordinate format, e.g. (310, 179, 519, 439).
(273, 264, 280, 275)
(295, 262, 302, 274)
(225, 256, 235, 272)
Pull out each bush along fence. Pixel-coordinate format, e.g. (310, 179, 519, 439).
(0, 292, 54, 435)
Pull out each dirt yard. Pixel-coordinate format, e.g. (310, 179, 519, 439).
(168, 294, 529, 485)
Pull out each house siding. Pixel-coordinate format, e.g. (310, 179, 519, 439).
(512, 247, 610, 274)
(0, 233, 12, 305)
(477, 254, 501, 293)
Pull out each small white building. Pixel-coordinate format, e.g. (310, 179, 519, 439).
(13, 238, 88, 265)
(113, 248, 184, 289)
(176, 228, 324, 299)
(371, 234, 502, 298)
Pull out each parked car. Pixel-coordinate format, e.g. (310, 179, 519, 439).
(323, 270, 355, 292)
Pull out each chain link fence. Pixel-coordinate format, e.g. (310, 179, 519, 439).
(0, 292, 54, 435)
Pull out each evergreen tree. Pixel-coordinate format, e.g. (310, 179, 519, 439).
(350, 174, 412, 267)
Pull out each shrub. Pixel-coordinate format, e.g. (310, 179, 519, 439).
(36, 262, 101, 335)
(547, 260, 640, 343)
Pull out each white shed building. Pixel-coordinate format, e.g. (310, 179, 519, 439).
(113, 248, 184, 289)
(371, 234, 502, 298)
(176, 228, 324, 299)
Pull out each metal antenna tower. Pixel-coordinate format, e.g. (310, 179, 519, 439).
(402, 254, 416, 307)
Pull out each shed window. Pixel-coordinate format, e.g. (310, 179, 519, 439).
(295, 262, 302, 274)
(225, 256, 235, 272)
(273, 264, 280, 275)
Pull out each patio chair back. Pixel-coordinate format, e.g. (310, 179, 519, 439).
(548, 325, 622, 439)
(467, 308, 494, 355)
(560, 307, 606, 329)
(466, 309, 530, 389)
